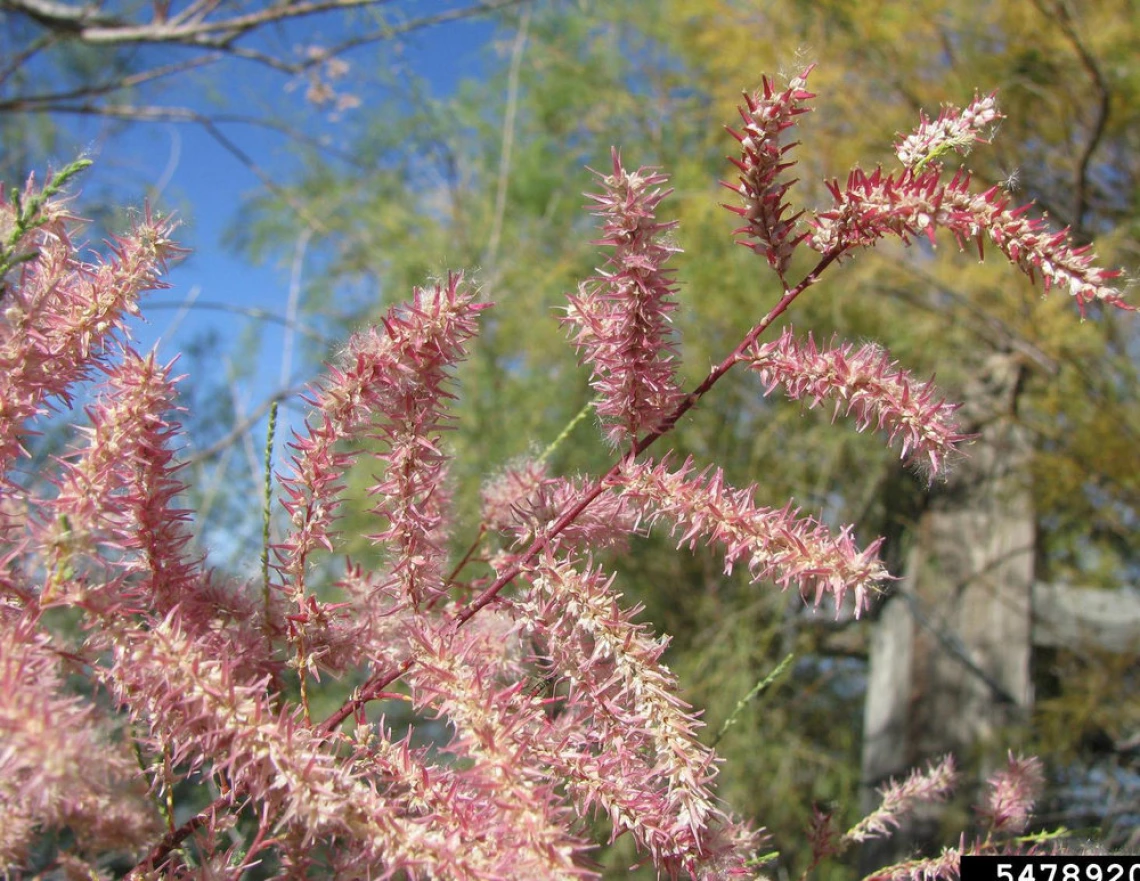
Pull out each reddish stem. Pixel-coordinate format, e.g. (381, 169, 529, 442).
(457, 248, 841, 625)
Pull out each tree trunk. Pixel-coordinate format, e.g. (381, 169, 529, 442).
(860, 352, 1035, 868)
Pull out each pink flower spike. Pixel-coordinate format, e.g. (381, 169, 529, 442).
(977, 752, 1044, 835)
(895, 92, 1002, 171)
(482, 459, 638, 554)
(807, 163, 1130, 315)
(846, 755, 957, 843)
(619, 456, 889, 617)
(0, 186, 184, 476)
(746, 328, 971, 479)
(520, 558, 761, 877)
(941, 184, 1132, 315)
(275, 273, 487, 610)
(563, 149, 684, 446)
(721, 66, 816, 279)
(0, 614, 156, 858)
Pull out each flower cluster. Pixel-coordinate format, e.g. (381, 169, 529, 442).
(481, 459, 638, 553)
(722, 67, 816, 280)
(564, 148, 684, 445)
(797, 753, 1069, 881)
(977, 752, 1045, 835)
(620, 456, 889, 616)
(0, 180, 183, 474)
(1, 69, 1131, 879)
(809, 165, 1130, 313)
(808, 165, 948, 253)
(945, 183, 1129, 313)
(894, 92, 1001, 171)
(0, 616, 157, 861)
(518, 559, 760, 877)
(845, 756, 957, 843)
(746, 328, 968, 477)
(277, 274, 487, 611)
(804, 96, 1130, 314)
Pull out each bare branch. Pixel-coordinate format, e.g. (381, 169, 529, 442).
(0, 29, 58, 85)
(0, 0, 532, 132)
(3, 0, 527, 50)
(10, 101, 364, 166)
(1031, 0, 1110, 241)
(144, 300, 332, 344)
(1, 0, 127, 32)
(182, 384, 304, 467)
(0, 54, 223, 111)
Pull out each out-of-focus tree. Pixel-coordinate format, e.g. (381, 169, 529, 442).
(0, 0, 528, 181)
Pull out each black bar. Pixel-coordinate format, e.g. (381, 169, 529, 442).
(961, 856, 1140, 881)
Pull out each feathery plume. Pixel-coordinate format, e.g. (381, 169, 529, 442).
(564, 149, 684, 445)
(276, 274, 486, 609)
(0, 186, 183, 473)
(977, 752, 1045, 835)
(620, 456, 889, 616)
(520, 559, 761, 877)
(809, 157, 1129, 316)
(846, 756, 957, 843)
(722, 66, 816, 279)
(482, 459, 638, 553)
(746, 328, 969, 478)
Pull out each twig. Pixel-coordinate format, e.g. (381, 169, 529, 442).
(484, 4, 530, 268)
(145, 299, 330, 344)
(3, 0, 528, 49)
(182, 386, 303, 467)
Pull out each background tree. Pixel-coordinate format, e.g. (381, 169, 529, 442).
(0, 0, 525, 180)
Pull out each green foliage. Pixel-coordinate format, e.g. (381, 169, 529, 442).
(0, 158, 92, 285)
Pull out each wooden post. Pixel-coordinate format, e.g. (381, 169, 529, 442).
(860, 352, 1035, 866)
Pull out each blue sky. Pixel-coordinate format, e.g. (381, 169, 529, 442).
(106, 5, 500, 406)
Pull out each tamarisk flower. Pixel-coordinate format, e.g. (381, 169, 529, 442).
(895, 92, 1001, 171)
(41, 350, 194, 610)
(42, 346, 272, 675)
(944, 182, 1130, 314)
(723, 66, 816, 279)
(0, 187, 183, 474)
(406, 618, 592, 878)
(276, 274, 487, 610)
(809, 105, 1129, 314)
(746, 328, 968, 477)
(620, 456, 888, 616)
(0, 614, 156, 871)
(846, 755, 957, 843)
(519, 559, 760, 877)
(107, 613, 530, 878)
(977, 752, 1044, 835)
(481, 458, 638, 553)
(564, 149, 684, 445)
